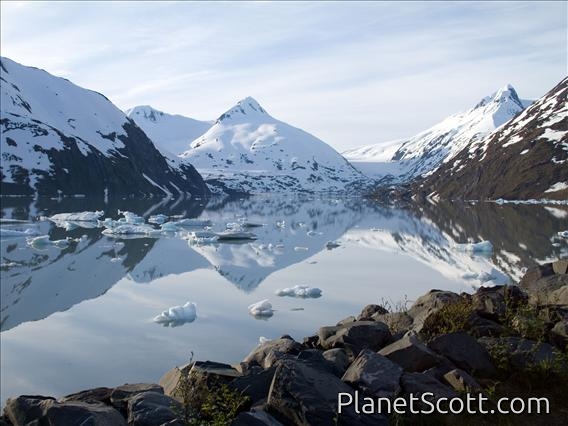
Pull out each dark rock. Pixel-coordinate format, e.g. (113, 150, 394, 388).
(519, 263, 555, 289)
(322, 348, 350, 377)
(302, 334, 319, 349)
(400, 372, 459, 406)
(230, 368, 276, 405)
(443, 369, 483, 393)
(231, 410, 284, 425)
(127, 391, 182, 426)
(341, 349, 402, 398)
(60, 387, 113, 404)
(266, 359, 387, 425)
(296, 349, 336, 375)
(357, 304, 388, 320)
(318, 321, 392, 356)
(243, 338, 302, 369)
(407, 290, 461, 331)
(372, 312, 413, 335)
(160, 363, 193, 399)
(471, 285, 528, 320)
(519, 262, 568, 305)
(3, 395, 55, 426)
(44, 401, 126, 425)
(550, 320, 568, 349)
(378, 334, 439, 372)
(478, 336, 568, 372)
(110, 383, 163, 413)
(428, 331, 497, 377)
(466, 313, 508, 338)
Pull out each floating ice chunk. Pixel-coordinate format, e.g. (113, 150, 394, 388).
(173, 218, 213, 227)
(558, 230, 568, 238)
(49, 211, 104, 222)
(276, 220, 286, 229)
(117, 210, 144, 224)
(160, 222, 180, 232)
(148, 214, 168, 225)
(325, 241, 340, 250)
(153, 302, 197, 327)
(27, 235, 70, 249)
(276, 285, 322, 298)
(456, 241, 493, 254)
(102, 224, 155, 236)
(294, 246, 309, 251)
(0, 228, 39, 238)
(248, 299, 274, 318)
(110, 257, 122, 263)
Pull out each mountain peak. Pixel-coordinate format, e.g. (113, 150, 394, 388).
(126, 105, 165, 122)
(475, 84, 523, 110)
(217, 96, 268, 122)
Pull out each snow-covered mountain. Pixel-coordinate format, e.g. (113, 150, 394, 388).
(179, 97, 367, 194)
(418, 77, 568, 200)
(126, 105, 212, 155)
(0, 57, 209, 198)
(344, 85, 528, 182)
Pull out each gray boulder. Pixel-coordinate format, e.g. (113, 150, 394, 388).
(428, 331, 497, 377)
(230, 367, 276, 405)
(378, 334, 439, 372)
(341, 349, 402, 399)
(372, 312, 413, 335)
(44, 401, 126, 425)
(336, 316, 357, 326)
(243, 337, 302, 369)
(110, 383, 163, 413)
(318, 321, 391, 356)
(60, 387, 113, 404)
(357, 304, 388, 320)
(127, 391, 182, 426)
(322, 348, 350, 377)
(267, 359, 388, 425)
(471, 285, 527, 320)
(442, 369, 483, 393)
(3, 395, 55, 425)
(550, 319, 568, 349)
(231, 410, 284, 425)
(407, 290, 461, 331)
(400, 373, 459, 407)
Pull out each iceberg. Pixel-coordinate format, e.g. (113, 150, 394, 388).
(26, 235, 70, 250)
(101, 224, 156, 236)
(148, 214, 169, 225)
(248, 299, 274, 318)
(456, 241, 493, 254)
(153, 302, 197, 327)
(276, 285, 322, 298)
(49, 211, 104, 222)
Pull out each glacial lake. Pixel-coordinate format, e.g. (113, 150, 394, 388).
(1, 195, 567, 404)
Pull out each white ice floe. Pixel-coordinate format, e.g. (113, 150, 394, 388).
(248, 299, 274, 318)
(153, 302, 197, 327)
(26, 235, 70, 250)
(102, 224, 156, 236)
(186, 230, 219, 244)
(49, 211, 104, 222)
(325, 241, 341, 250)
(159, 222, 181, 232)
(0, 228, 39, 238)
(456, 241, 493, 254)
(294, 246, 309, 251)
(117, 210, 145, 224)
(558, 231, 568, 238)
(544, 182, 568, 193)
(148, 214, 169, 225)
(275, 285, 322, 298)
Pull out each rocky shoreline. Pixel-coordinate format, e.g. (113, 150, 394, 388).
(2, 259, 567, 426)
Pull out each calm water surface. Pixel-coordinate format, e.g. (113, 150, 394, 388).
(1, 195, 567, 403)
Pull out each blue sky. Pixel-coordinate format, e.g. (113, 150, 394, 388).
(1, 1, 566, 151)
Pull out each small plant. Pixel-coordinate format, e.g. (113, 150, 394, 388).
(421, 298, 474, 336)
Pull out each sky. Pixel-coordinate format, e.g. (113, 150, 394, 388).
(1, 1, 566, 152)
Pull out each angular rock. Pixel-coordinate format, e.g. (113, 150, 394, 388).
(428, 332, 497, 377)
(267, 359, 387, 425)
(378, 334, 439, 372)
(296, 349, 336, 375)
(471, 285, 527, 320)
(400, 372, 458, 406)
(407, 290, 461, 331)
(243, 337, 302, 369)
(550, 285, 568, 306)
(550, 320, 568, 349)
(160, 363, 193, 399)
(318, 321, 392, 356)
(553, 259, 568, 275)
(358, 304, 388, 320)
(231, 410, 284, 425)
(519, 263, 555, 288)
(127, 391, 182, 426)
(110, 383, 163, 413)
(341, 349, 402, 399)
(60, 387, 113, 404)
(466, 313, 508, 338)
(519, 268, 568, 305)
(3, 395, 55, 426)
(372, 312, 413, 335)
(322, 348, 350, 377)
(478, 336, 568, 372)
(230, 367, 276, 405)
(302, 334, 319, 349)
(336, 316, 357, 326)
(443, 369, 483, 392)
(44, 401, 126, 425)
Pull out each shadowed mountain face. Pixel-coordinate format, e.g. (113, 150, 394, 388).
(1, 57, 209, 198)
(416, 78, 567, 200)
(2, 196, 566, 332)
